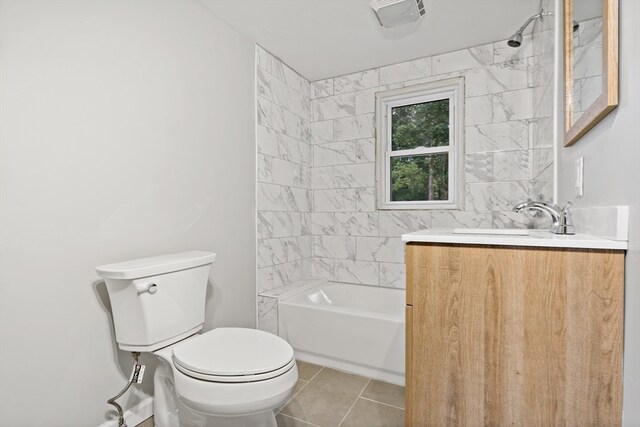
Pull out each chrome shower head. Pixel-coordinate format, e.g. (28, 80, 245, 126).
(507, 32, 523, 48)
(506, 9, 552, 48)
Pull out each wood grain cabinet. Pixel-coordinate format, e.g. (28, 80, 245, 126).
(405, 243, 625, 427)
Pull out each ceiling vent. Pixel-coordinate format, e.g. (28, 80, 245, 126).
(370, 0, 426, 28)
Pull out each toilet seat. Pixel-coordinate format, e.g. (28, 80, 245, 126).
(154, 327, 299, 417)
(172, 328, 295, 383)
(175, 357, 296, 383)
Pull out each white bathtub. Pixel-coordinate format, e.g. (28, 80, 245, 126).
(277, 281, 405, 385)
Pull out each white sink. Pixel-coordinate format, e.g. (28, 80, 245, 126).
(402, 228, 627, 250)
(452, 228, 530, 236)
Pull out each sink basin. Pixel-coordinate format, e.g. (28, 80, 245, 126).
(452, 228, 530, 236)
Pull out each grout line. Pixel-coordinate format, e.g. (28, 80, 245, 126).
(276, 379, 309, 415)
(278, 413, 320, 427)
(276, 365, 323, 416)
(291, 378, 309, 398)
(359, 396, 405, 411)
(256, 93, 309, 123)
(306, 366, 324, 383)
(338, 378, 371, 427)
(258, 152, 312, 169)
(257, 180, 312, 191)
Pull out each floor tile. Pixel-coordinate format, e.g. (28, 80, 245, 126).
(296, 360, 323, 381)
(361, 379, 405, 409)
(340, 398, 404, 427)
(136, 417, 154, 427)
(277, 379, 309, 413)
(280, 368, 369, 426)
(276, 413, 318, 427)
(293, 379, 308, 394)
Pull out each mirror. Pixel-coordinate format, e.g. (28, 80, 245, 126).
(564, 0, 618, 146)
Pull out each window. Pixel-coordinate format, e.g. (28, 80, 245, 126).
(375, 78, 464, 210)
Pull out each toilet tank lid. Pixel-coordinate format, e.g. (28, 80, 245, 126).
(95, 251, 216, 280)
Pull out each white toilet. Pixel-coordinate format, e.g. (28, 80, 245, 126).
(96, 251, 298, 427)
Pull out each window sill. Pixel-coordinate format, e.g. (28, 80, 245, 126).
(377, 202, 459, 210)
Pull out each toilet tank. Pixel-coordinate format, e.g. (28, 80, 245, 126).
(96, 251, 216, 352)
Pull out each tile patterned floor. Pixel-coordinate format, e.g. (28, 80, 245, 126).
(276, 361, 405, 427)
(135, 361, 405, 427)
(137, 416, 154, 427)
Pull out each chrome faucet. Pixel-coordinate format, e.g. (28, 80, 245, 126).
(513, 200, 575, 235)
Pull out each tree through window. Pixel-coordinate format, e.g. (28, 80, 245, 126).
(390, 99, 449, 201)
(376, 78, 464, 209)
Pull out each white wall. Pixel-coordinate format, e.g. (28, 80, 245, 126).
(556, 0, 640, 424)
(0, 1, 256, 426)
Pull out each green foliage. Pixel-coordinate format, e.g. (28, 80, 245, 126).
(391, 155, 448, 201)
(389, 99, 450, 201)
(391, 99, 449, 150)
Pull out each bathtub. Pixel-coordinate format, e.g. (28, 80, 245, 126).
(277, 281, 405, 385)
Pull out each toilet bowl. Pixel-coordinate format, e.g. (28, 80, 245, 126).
(95, 252, 298, 426)
(154, 328, 298, 422)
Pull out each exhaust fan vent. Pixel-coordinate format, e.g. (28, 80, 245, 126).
(370, 0, 426, 28)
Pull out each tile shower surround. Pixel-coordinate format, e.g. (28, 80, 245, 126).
(256, 16, 554, 330)
(571, 16, 603, 121)
(256, 46, 313, 296)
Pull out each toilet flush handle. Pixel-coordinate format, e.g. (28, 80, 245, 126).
(134, 282, 158, 294)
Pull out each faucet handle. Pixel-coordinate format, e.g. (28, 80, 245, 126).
(559, 202, 576, 235)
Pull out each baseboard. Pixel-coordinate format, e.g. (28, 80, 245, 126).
(294, 350, 405, 387)
(97, 397, 153, 427)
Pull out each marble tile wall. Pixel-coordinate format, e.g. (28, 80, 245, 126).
(571, 16, 603, 122)
(256, 45, 313, 326)
(529, 0, 556, 199)
(255, 24, 556, 328)
(308, 36, 555, 289)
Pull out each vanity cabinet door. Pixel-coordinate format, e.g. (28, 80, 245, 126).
(405, 243, 624, 427)
(405, 304, 414, 424)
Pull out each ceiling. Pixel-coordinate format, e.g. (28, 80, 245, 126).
(199, 0, 541, 81)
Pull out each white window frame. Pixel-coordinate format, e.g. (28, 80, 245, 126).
(375, 77, 465, 210)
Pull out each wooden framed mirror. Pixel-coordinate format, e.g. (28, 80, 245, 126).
(564, 0, 618, 146)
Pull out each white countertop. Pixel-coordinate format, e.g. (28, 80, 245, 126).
(401, 228, 628, 250)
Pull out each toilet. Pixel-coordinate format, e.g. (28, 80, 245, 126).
(96, 251, 298, 427)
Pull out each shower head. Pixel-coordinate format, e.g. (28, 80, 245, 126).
(573, 20, 580, 32)
(506, 9, 553, 48)
(507, 32, 523, 48)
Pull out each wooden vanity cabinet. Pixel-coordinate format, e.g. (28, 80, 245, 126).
(405, 243, 625, 427)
